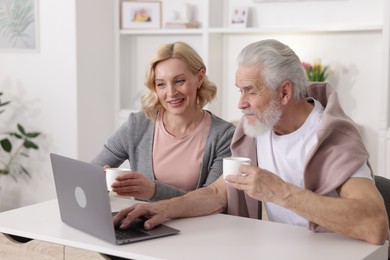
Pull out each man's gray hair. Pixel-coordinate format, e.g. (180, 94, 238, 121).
(236, 39, 307, 100)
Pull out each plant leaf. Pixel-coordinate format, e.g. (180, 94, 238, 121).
(26, 132, 40, 138)
(10, 132, 22, 139)
(10, 133, 23, 139)
(0, 168, 10, 175)
(0, 100, 10, 107)
(17, 123, 26, 135)
(0, 138, 12, 152)
(23, 140, 38, 149)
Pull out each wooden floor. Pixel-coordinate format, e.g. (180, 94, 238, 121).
(0, 233, 109, 260)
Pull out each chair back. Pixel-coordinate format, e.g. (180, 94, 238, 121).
(375, 175, 390, 224)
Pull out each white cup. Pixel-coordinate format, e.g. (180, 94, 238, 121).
(223, 157, 251, 179)
(105, 168, 131, 191)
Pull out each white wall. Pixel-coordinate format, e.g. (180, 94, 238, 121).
(76, 0, 115, 161)
(0, 0, 114, 211)
(241, 0, 382, 28)
(379, 0, 390, 177)
(0, 0, 77, 211)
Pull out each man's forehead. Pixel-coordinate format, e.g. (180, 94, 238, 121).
(235, 65, 262, 87)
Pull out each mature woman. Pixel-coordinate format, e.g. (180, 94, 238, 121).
(92, 41, 235, 201)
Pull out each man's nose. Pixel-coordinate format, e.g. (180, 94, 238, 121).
(238, 94, 249, 109)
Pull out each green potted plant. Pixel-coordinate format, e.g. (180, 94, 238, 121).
(0, 91, 41, 180)
(302, 59, 329, 82)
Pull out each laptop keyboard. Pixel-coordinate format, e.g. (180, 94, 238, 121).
(114, 226, 149, 240)
(113, 214, 150, 240)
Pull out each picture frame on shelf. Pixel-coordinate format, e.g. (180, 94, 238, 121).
(229, 6, 249, 28)
(121, 1, 161, 29)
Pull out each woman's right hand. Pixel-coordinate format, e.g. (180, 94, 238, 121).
(111, 172, 156, 200)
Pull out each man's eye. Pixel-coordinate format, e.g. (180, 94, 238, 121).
(238, 89, 256, 95)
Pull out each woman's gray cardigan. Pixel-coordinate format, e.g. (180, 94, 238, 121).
(91, 111, 235, 201)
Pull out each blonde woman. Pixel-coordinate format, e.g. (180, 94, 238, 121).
(92, 42, 235, 201)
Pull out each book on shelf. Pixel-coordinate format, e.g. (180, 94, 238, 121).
(164, 21, 200, 29)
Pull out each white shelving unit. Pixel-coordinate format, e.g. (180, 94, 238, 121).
(114, 0, 384, 126)
(114, 0, 389, 176)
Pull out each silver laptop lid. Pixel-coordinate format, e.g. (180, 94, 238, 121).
(50, 153, 117, 244)
(50, 153, 180, 245)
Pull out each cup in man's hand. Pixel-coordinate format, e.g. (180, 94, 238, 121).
(105, 168, 131, 191)
(223, 157, 251, 180)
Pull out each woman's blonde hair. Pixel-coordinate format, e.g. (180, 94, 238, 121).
(141, 41, 217, 119)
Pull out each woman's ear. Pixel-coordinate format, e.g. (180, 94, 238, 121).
(197, 69, 205, 88)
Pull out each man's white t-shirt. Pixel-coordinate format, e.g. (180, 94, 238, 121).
(256, 98, 372, 227)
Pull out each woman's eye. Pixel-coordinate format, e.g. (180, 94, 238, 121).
(175, 79, 185, 85)
(156, 82, 165, 88)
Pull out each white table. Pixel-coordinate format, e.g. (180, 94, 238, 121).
(0, 196, 387, 260)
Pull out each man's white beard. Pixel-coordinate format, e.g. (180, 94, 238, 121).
(242, 97, 282, 138)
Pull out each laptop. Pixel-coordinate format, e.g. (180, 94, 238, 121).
(50, 153, 180, 245)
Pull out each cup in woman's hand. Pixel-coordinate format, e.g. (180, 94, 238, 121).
(105, 168, 131, 191)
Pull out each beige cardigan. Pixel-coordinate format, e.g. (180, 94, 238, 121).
(227, 82, 371, 231)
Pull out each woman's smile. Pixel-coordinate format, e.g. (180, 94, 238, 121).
(167, 97, 185, 107)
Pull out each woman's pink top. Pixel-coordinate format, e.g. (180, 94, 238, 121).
(153, 112, 211, 192)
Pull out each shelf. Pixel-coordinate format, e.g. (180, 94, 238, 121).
(119, 29, 204, 35)
(208, 24, 383, 34)
(115, 0, 385, 119)
(119, 24, 382, 37)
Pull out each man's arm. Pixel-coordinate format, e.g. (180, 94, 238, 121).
(114, 176, 228, 230)
(227, 165, 389, 245)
